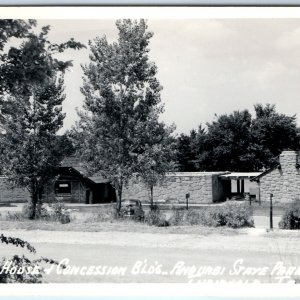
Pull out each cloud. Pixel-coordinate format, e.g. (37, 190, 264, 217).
(25, 19, 300, 134)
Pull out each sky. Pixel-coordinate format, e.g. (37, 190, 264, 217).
(32, 19, 300, 134)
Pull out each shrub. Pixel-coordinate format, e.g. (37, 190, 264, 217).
(0, 234, 64, 283)
(279, 201, 300, 230)
(168, 202, 254, 228)
(198, 202, 254, 228)
(19, 199, 71, 223)
(168, 207, 184, 226)
(49, 200, 71, 224)
(223, 202, 254, 228)
(5, 211, 24, 221)
(168, 207, 201, 226)
(144, 207, 169, 227)
(22, 202, 50, 220)
(88, 206, 118, 222)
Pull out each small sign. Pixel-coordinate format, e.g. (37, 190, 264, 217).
(59, 184, 69, 188)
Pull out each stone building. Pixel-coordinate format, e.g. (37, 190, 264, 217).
(0, 157, 116, 204)
(43, 157, 116, 204)
(0, 176, 30, 203)
(123, 172, 232, 204)
(251, 150, 300, 203)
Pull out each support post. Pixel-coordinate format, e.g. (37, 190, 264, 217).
(241, 179, 245, 195)
(237, 180, 240, 194)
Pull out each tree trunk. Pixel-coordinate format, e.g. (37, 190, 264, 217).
(29, 191, 38, 220)
(150, 185, 154, 210)
(115, 186, 122, 214)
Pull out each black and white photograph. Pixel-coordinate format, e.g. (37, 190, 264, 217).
(1, 6, 300, 288)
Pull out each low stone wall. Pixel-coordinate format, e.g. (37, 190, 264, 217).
(123, 172, 227, 204)
(0, 177, 30, 203)
(259, 151, 300, 203)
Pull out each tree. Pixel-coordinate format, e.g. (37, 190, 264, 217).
(0, 23, 84, 219)
(72, 19, 166, 213)
(175, 125, 207, 172)
(251, 103, 300, 168)
(0, 19, 36, 51)
(196, 110, 255, 171)
(176, 133, 193, 171)
(135, 120, 176, 208)
(1, 24, 83, 98)
(183, 104, 300, 172)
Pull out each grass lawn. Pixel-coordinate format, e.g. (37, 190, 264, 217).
(1, 201, 300, 283)
(0, 218, 243, 236)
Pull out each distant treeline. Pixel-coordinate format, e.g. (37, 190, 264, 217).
(175, 103, 300, 172)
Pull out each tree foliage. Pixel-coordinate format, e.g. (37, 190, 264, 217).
(72, 19, 174, 211)
(176, 104, 300, 172)
(0, 233, 64, 283)
(251, 103, 300, 168)
(176, 125, 206, 171)
(199, 110, 254, 171)
(0, 19, 36, 51)
(134, 121, 176, 207)
(0, 21, 84, 219)
(0, 24, 84, 97)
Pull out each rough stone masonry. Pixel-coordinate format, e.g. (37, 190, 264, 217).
(256, 150, 300, 203)
(123, 172, 229, 204)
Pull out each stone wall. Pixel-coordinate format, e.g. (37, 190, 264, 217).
(0, 177, 30, 203)
(259, 150, 300, 203)
(123, 172, 227, 204)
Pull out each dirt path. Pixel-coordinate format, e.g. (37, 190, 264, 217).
(1, 228, 300, 283)
(1, 228, 299, 251)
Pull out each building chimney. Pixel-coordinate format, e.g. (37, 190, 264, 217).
(279, 150, 298, 171)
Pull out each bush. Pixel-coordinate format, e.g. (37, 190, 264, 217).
(88, 206, 118, 223)
(167, 202, 254, 228)
(168, 207, 201, 226)
(198, 202, 254, 228)
(223, 203, 254, 228)
(144, 207, 169, 227)
(22, 202, 50, 219)
(279, 201, 300, 229)
(18, 199, 71, 223)
(48, 200, 71, 224)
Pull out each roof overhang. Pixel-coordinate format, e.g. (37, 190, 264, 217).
(219, 172, 262, 180)
(88, 176, 110, 184)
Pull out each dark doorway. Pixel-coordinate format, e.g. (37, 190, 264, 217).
(86, 189, 91, 204)
(92, 183, 116, 204)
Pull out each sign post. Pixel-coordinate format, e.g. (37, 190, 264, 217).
(269, 193, 273, 230)
(186, 193, 190, 210)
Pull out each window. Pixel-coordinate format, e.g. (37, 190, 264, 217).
(55, 181, 71, 194)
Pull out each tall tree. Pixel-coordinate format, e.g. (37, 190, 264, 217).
(176, 133, 194, 171)
(1, 24, 83, 98)
(183, 104, 300, 172)
(72, 19, 166, 212)
(251, 103, 300, 168)
(196, 110, 255, 171)
(0, 19, 36, 51)
(134, 120, 176, 208)
(0, 23, 84, 219)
